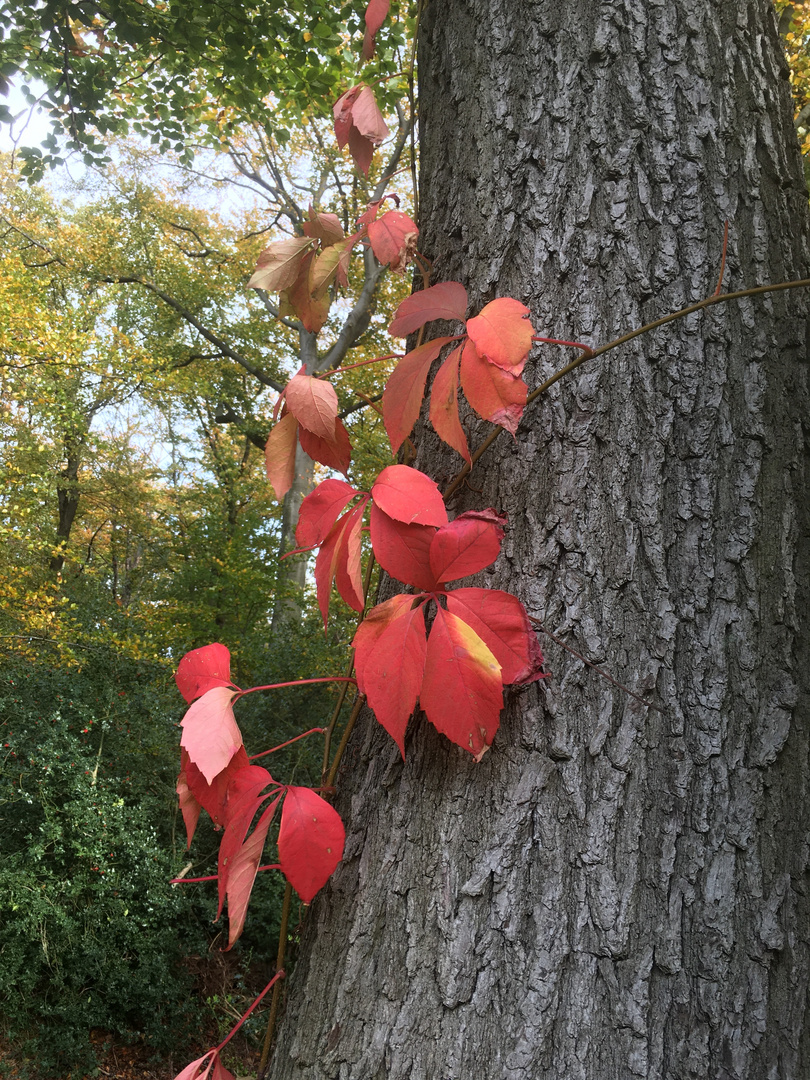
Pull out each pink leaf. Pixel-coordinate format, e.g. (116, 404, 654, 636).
(388, 282, 469, 337)
(466, 297, 534, 373)
(224, 794, 283, 947)
(355, 600, 427, 757)
(333, 85, 389, 176)
(459, 338, 527, 434)
(371, 464, 448, 525)
(248, 236, 314, 293)
(175, 643, 234, 704)
(429, 509, 506, 583)
(367, 210, 418, 273)
(278, 787, 346, 903)
(180, 686, 243, 785)
(446, 588, 546, 685)
(429, 347, 470, 461)
(172, 1051, 217, 1080)
(265, 412, 299, 501)
(420, 607, 503, 758)
(284, 372, 338, 441)
(362, 0, 390, 61)
(211, 1060, 237, 1080)
(369, 503, 438, 591)
(298, 416, 352, 475)
(296, 479, 359, 548)
(382, 336, 455, 455)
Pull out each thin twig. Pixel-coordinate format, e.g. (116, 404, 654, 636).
(529, 616, 664, 713)
(258, 882, 293, 1077)
(442, 277, 810, 501)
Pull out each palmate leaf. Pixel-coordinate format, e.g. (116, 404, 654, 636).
(221, 793, 283, 948)
(459, 338, 527, 435)
(429, 509, 507, 583)
(296, 478, 359, 548)
(284, 371, 339, 441)
(367, 210, 418, 273)
(445, 588, 546, 685)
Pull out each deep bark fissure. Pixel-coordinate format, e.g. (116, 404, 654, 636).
(269, 3, 810, 1078)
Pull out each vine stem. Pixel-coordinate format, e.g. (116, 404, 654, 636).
(442, 277, 810, 501)
(321, 551, 377, 781)
(258, 881, 293, 1078)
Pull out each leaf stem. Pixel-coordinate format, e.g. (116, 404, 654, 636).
(238, 677, 357, 697)
(250, 728, 326, 761)
(217, 968, 285, 1054)
(316, 353, 402, 379)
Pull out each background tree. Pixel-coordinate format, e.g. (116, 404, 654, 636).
(266, 3, 810, 1078)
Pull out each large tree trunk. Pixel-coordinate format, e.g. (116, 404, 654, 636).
(268, 2, 810, 1077)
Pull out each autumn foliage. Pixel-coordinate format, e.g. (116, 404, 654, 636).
(168, 6, 547, 1076)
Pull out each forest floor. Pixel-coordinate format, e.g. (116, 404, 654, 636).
(0, 1030, 256, 1080)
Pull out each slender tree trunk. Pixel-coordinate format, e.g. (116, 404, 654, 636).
(269, 3, 810, 1077)
(49, 439, 82, 573)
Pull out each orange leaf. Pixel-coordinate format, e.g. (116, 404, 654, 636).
(429, 347, 470, 461)
(459, 338, 527, 434)
(264, 412, 299, 501)
(367, 209, 418, 273)
(284, 372, 338, 441)
(248, 236, 314, 293)
(388, 281, 468, 337)
(466, 297, 534, 373)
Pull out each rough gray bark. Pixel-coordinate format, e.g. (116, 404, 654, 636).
(268, 2, 810, 1078)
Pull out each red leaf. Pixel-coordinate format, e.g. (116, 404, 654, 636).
(466, 297, 534, 373)
(176, 766, 201, 848)
(180, 686, 243, 785)
(175, 643, 234, 704)
(459, 338, 527, 435)
(352, 593, 418, 691)
(315, 502, 368, 627)
(223, 794, 283, 947)
(333, 84, 389, 176)
(429, 509, 506, 583)
(302, 207, 345, 245)
(420, 607, 503, 758)
(446, 588, 545, 685)
(334, 501, 365, 613)
(217, 778, 278, 917)
(371, 464, 448, 526)
(429, 347, 470, 461)
(181, 746, 251, 833)
(367, 209, 418, 273)
(298, 416, 352, 474)
(248, 236, 314, 293)
(369, 503, 437, 590)
(355, 600, 427, 757)
(362, 0, 390, 61)
(265, 412, 299, 501)
(278, 787, 346, 903)
(382, 336, 454, 455)
(296, 478, 359, 548)
(284, 372, 338, 441)
(388, 282, 468, 337)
